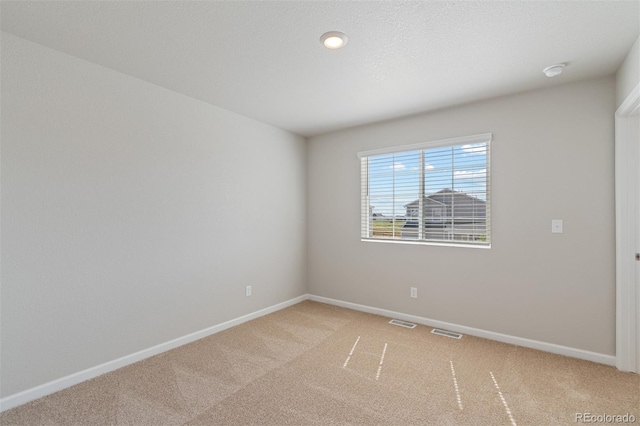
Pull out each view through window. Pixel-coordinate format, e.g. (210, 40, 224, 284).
(359, 134, 491, 246)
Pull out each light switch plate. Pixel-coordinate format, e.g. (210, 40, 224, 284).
(552, 219, 563, 234)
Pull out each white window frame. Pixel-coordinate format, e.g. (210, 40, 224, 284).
(358, 133, 492, 248)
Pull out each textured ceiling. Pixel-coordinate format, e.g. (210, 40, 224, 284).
(1, 1, 639, 136)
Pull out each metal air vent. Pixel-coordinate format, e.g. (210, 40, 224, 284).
(388, 319, 417, 329)
(431, 328, 462, 339)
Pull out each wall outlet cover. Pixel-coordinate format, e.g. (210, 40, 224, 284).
(552, 219, 563, 234)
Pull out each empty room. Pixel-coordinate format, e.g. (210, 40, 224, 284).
(1, 1, 639, 425)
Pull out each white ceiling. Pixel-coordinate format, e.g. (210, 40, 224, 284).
(1, 1, 638, 137)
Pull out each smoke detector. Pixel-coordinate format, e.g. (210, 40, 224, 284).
(543, 64, 566, 78)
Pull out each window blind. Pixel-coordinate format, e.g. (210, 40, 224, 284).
(359, 133, 491, 246)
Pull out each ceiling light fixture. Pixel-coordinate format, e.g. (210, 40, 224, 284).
(543, 63, 566, 78)
(320, 31, 348, 50)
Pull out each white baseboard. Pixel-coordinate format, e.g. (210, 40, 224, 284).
(2, 293, 617, 413)
(0, 294, 308, 413)
(308, 294, 616, 367)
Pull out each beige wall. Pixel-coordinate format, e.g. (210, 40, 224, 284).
(0, 33, 307, 397)
(308, 77, 616, 355)
(616, 35, 640, 108)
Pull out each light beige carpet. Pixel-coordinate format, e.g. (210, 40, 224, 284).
(1, 301, 638, 425)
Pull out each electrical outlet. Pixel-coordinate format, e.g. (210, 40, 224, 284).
(246, 285, 252, 297)
(410, 287, 418, 299)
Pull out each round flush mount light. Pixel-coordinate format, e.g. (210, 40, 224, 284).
(543, 63, 566, 77)
(320, 31, 348, 49)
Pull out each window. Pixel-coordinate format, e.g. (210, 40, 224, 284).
(358, 133, 491, 247)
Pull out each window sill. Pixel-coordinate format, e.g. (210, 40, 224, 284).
(360, 238, 491, 249)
